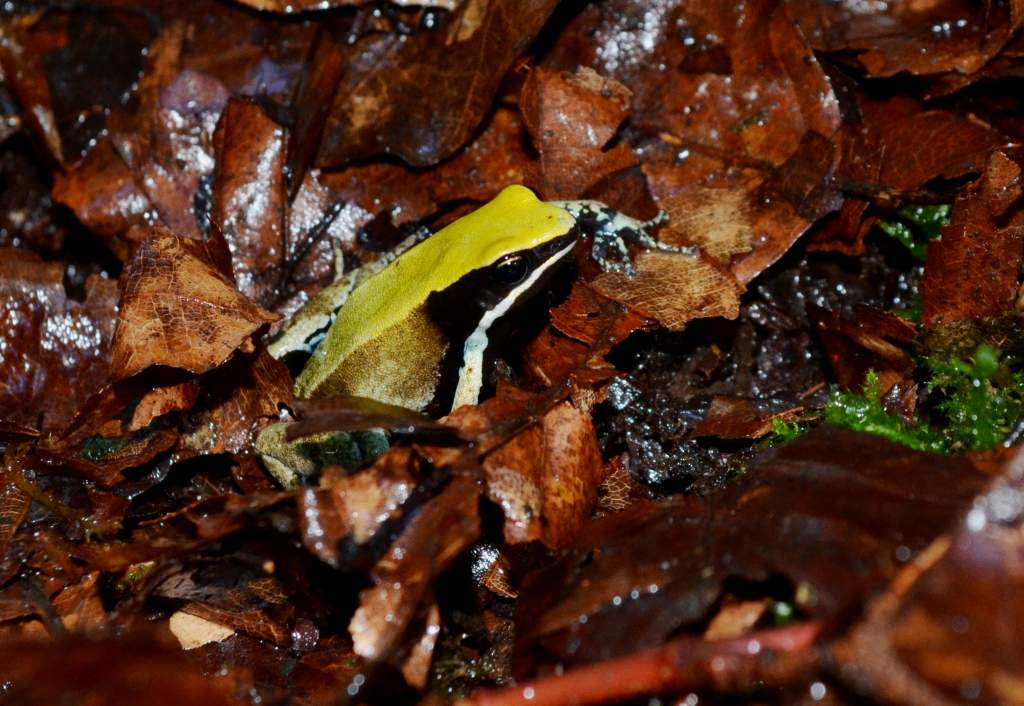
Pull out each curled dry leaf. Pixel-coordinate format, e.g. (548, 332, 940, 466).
(111, 233, 278, 380)
(921, 151, 1024, 328)
(483, 401, 605, 549)
(590, 251, 742, 331)
(0, 249, 117, 432)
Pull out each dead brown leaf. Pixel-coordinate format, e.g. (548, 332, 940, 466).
(811, 98, 1011, 256)
(590, 251, 742, 331)
(483, 401, 605, 548)
(237, 0, 459, 11)
(297, 448, 419, 565)
(0, 250, 117, 432)
(921, 151, 1024, 328)
(349, 474, 480, 661)
(213, 99, 287, 308)
(316, 0, 559, 168)
(520, 66, 636, 199)
(791, 0, 1024, 78)
(111, 233, 278, 379)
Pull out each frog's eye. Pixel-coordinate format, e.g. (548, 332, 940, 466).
(493, 254, 528, 284)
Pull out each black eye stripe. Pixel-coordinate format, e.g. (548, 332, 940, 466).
(493, 254, 529, 284)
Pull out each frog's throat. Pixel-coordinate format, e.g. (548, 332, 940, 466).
(450, 239, 577, 411)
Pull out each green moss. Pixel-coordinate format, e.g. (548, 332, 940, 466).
(768, 416, 811, 445)
(810, 345, 1024, 454)
(876, 203, 951, 261)
(924, 344, 1024, 452)
(893, 296, 922, 323)
(825, 370, 946, 452)
(429, 637, 501, 698)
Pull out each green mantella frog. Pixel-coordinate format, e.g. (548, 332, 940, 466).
(270, 185, 682, 415)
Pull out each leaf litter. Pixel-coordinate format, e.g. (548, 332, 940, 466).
(1, 1, 1024, 705)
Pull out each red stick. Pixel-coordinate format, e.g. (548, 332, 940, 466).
(460, 621, 822, 706)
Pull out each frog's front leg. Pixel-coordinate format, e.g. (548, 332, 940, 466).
(552, 201, 693, 278)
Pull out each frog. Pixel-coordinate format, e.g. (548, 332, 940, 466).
(271, 184, 684, 416)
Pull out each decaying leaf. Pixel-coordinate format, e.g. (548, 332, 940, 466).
(212, 99, 287, 308)
(349, 474, 480, 661)
(236, 0, 459, 11)
(483, 401, 605, 548)
(111, 234, 278, 379)
(316, 0, 560, 167)
(590, 251, 742, 331)
(921, 151, 1024, 328)
(0, 250, 117, 432)
(520, 66, 635, 198)
(835, 446, 1024, 705)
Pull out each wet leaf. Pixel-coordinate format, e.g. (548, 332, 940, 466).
(212, 99, 287, 307)
(517, 427, 988, 666)
(4, 3, 1024, 704)
(297, 448, 419, 564)
(691, 396, 779, 440)
(181, 351, 293, 455)
(921, 151, 1024, 328)
(316, 0, 560, 167)
(835, 446, 1024, 705)
(237, 0, 459, 11)
(520, 66, 635, 199)
(349, 474, 480, 661)
(287, 397, 463, 442)
(483, 401, 604, 548)
(810, 98, 1010, 256)
(0, 14, 63, 162)
(792, 0, 1024, 78)
(0, 250, 117, 432)
(0, 633, 243, 706)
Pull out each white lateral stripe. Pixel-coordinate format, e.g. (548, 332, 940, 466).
(450, 240, 577, 412)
